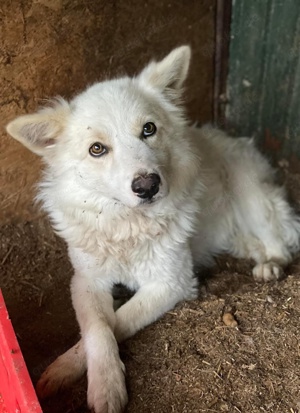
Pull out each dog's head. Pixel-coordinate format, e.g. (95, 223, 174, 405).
(6, 46, 194, 208)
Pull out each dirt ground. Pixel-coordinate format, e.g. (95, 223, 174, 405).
(1, 167, 300, 413)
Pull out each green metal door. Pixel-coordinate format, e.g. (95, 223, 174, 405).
(226, 0, 300, 165)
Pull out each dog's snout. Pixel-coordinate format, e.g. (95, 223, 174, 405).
(131, 173, 161, 199)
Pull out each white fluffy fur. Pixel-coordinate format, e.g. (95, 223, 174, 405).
(6, 46, 300, 413)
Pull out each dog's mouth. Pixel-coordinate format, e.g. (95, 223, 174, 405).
(138, 189, 168, 206)
(139, 197, 157, 205)
(112, 195, 160, 208)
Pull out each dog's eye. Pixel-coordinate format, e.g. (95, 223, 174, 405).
(142, 122, 157, 138)
(89, 142, 107, 157)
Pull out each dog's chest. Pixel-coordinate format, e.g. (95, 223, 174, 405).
(52, 196, 199, 286)
(67, 211, 181, 288)
(61, 208, 171, 262)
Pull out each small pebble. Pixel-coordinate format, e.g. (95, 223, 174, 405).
(222, 312, 238, 327)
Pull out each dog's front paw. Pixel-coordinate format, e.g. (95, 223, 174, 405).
(252, 261, 284, 282)
(87, 359, 128, 413)
(36, 345, 86, 399)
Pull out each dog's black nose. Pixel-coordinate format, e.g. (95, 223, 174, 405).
(131, 173, 161, 199)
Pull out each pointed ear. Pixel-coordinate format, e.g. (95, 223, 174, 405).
(138, 45, 191, 95)
(6, 99, 70, 156)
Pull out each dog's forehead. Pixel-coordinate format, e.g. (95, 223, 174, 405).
(71, 78, 152, 125)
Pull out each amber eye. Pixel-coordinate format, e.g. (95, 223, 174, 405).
(142, 122, 157, 138)
(89, 142, 107, 157)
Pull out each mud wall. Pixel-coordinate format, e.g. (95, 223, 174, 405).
(0, 0, 216, 223)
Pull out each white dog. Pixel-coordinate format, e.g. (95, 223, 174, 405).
(6, 46, 300, 413)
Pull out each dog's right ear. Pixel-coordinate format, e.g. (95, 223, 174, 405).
(6, 99, 70, 156)
(138, 45, 191, 97)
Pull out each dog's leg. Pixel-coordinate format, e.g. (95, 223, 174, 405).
(250, 206, 299, 282)
(231, 181, 300, 282)
(36, 246, 197, 397)
(233, 221, 291, 283)
(37, 278, 197, 390)
(113, 246, 198, 342)
(114, 280, 196, 342)
(36, 340, 86, 397)
(238, 218, 293, 283)
(37, 273, 128, 413)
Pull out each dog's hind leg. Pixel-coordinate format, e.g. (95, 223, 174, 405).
(232, 182, 300, 282)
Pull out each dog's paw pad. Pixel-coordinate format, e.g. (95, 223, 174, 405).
(252, 262, 284, 282)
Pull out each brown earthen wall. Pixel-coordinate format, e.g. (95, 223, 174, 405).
(0, 0, 216, 223)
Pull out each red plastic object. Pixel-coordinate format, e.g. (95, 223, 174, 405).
(0, 290, 42, 413)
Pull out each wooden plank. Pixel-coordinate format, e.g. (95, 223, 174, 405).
(226, 0, 300, 164)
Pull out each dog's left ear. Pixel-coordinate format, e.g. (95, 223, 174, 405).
(138, 45, 191, 96)
(6, 99, 70, 157)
